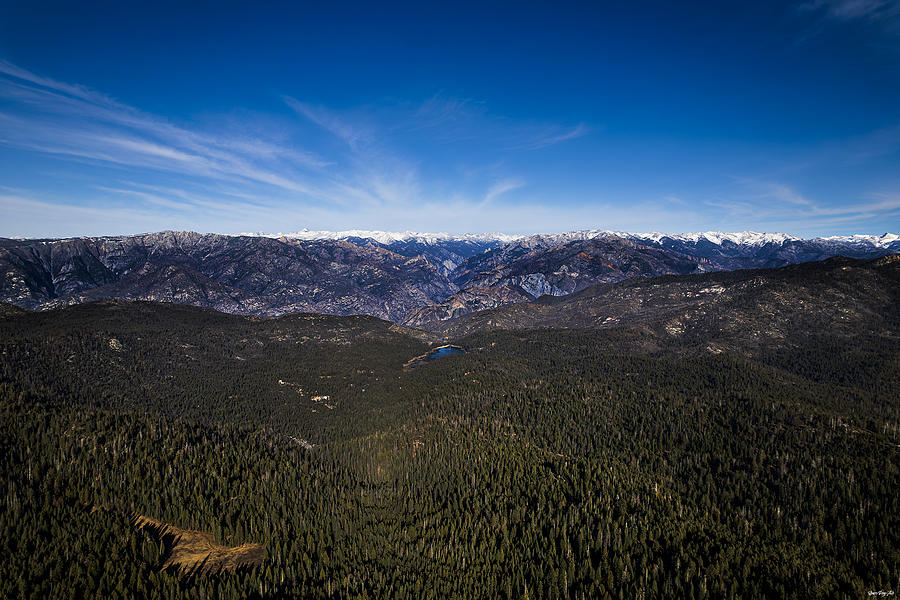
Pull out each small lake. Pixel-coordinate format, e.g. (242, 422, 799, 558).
(403, 345, 466, 369)
(428, 346, 465, 360)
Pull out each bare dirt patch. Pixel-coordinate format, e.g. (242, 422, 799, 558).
(132, 514, 264, 576)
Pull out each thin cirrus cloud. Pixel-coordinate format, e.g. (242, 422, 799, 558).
(706, 179, 900, 233)
(282, 93, 590, 155)
(797, 0, 900, 37)
(283, 97, 375, 151)
(801, 0, 900, 21)
(0, 60, 596, 236)
(0, 61, 328, 197)
(402, 92, 590, 150)
(483, 179, 526, 205)
(2, 60, 895, 238)
(511, 122, 591, 151)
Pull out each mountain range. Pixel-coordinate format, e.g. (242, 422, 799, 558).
(427, 254, 900, 347)
(1, 229, 897, 324)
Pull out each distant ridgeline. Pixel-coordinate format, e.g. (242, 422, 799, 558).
(0, 229, 896, 326)
(0, 254, 897, 598)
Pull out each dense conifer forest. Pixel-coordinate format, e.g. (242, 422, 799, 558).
(1, 299, 898, 598)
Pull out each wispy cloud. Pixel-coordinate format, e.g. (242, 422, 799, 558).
(795, 0, 900, 39)
(3, 61, 598, 236)
(842, 124, 900, 162)
(5, 60, 890, 239)
(283, 97, 374, 150)
(800, 0, 900, 21)
(0, 63, 329, 199)
(483, 178, 525, 205)
(0, 192, 178, 237)
(404, 93, 591, 150)
(750, 180, 813, 206)
(512, 122, 590, 150)
(410, 94, 477, 131)
(706, 180, 900, 234)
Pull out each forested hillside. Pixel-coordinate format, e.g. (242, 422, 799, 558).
(430, 255, 900, 344)
(1, 264, 898, 598)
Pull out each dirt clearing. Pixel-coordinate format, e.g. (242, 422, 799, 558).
(132, 514, 264, 576)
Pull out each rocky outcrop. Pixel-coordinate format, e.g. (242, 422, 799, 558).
(450, 237, 704, 293)
(400, 285, 532, 327)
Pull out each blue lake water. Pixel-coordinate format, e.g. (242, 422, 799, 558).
(429, 346, 465, 359)
(404, 345, 466, 369)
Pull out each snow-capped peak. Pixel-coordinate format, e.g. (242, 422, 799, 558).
(521, 230, 803, 247)
(238, 228, 898, 249)
(245, 229, 524, 245)
(661, 231, 803, 245)
(815, 233, 900, 248)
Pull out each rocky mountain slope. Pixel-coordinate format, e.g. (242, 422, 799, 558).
(427, 255, 900, 352)
(489, 230, 900, 271)
(450, 237, 706, 293)
(260, 229, 514, 276)
(624, 231, 900, 270)
(0, 231, 456, 322)
(400, 285, 533, 327)
(398, 237, 709, 327)
(426, 231, 899, 322)
(1, 229, 896, 324)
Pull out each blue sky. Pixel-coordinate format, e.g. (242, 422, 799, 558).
(1, 0, 899, 237)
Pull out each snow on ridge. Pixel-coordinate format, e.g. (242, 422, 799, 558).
(243, 229, 524, 244)
(666, 231, 803, 245)
(815, 233, 900, 248)
(237, 228, 898, 248)
(522, 229, 803, 247)
(530, 229, 900, 248)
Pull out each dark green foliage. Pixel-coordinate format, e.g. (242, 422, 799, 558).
(0, 301, 897, 599)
